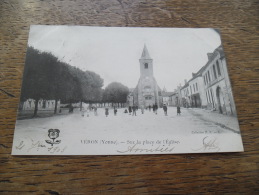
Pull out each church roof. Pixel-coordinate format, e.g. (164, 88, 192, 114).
(140, 44, 151, 59)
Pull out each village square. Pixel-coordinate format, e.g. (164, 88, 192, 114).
(16, 43, 240, 136)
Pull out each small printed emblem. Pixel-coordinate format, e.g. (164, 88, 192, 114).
(45, 129, 61, 146)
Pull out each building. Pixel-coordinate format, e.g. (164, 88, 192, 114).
(202, 45, 236, 115)
(180, 81, 190, 108)
(133, 45, 162, 108)
(168, 92, 179, 107)
(187, 70, 207, 108)
(162, 91, 176, 106)
(19, 99, 60, 111)
(178, 45, 237, 115)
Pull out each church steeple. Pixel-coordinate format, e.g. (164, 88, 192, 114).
(140, 44, 151, 59)
(135, 45, 160, 108)
(139, 44, 153, 77)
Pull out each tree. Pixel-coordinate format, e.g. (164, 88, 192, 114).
(20, 47, 59, 117)
(20, 46, 105, 117)
(103, 82, 129, 107)
(82, 71, 103, 103)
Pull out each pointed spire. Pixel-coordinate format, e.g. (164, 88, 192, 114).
(140, 44, 151, 59)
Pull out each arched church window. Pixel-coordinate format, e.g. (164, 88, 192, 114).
(144, 63, 148, 69)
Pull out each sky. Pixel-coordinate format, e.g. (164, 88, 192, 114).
(28, 25, 221, 91)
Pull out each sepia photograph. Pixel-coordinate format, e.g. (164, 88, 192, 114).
(12, 25, 244, 155)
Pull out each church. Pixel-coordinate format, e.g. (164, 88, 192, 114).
(130, 45, 162, 108)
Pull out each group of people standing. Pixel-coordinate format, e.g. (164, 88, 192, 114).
(125, 104, 181, 116)
(105, 106, 118, 117)
(127, 105, 138, 116)
(81, 104, 181, 117)
(81, 106, 98, 117)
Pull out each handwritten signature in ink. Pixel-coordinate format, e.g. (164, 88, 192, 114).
(193, 136, 220, 152)
(117, 143, 175, 153)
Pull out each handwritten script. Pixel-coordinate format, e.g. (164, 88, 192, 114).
(117, 143, 175, 153)
(193, 136, 220, 152)
(14, 139, 67, 154)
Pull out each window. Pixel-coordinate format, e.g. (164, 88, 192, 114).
(213, 65, 217, 79)
(196, 83, 198, 91)
(208, 71, 211, 82)
(207, 90, 211, 103)
(216, 61, 221, 76)
(145, 96, 152, 100)
(203, 76, 206, 85)
(144, 63, 148, 69)
(206, 91, 209, 103)
(210, 88, 215, 107)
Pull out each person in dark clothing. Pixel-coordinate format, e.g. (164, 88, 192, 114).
(69, 104, 74, 113)
(114, 107, 117, 116)
(132, 105, 137, 116)
(163, 104, 167, 116)
(105, 108, 109, 117)
(129, 106, 132, 115)
(154, 104, 158, 114)
(148, 105, 151, 111)
(177, 106, 181, 115)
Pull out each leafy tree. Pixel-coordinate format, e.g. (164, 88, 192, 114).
(20, 47, 104, 116)
(103, 82, 129, 107)
(21, 47, 58, 117)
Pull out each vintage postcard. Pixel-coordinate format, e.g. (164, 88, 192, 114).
(12, 25, 244, 155)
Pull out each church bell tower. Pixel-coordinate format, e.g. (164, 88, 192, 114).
(139, 44, 153, 77)
(133, 45, 161, 108)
